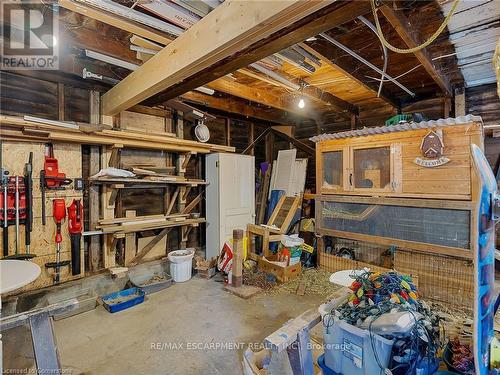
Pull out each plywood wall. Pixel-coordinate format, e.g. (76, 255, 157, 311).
(2, 141, 84, 294)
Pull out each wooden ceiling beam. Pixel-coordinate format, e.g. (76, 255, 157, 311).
(301, 42, 400, 108)
(102, 0, 335, 115)
(239, 66, 358, 115)
(379, 5, 453, 97)
(180, 91, 303, 126)
(206, 79, 319, 120)
(59, 0, 173, 46)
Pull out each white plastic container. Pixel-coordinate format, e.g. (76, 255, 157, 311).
(323, 319, 394, 375)
(167, 249, 195, 282)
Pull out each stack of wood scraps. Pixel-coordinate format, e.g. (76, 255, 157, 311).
(97, 213, 205, 234)
(89, 165, 207, 186)
(0, 115, 235, 154)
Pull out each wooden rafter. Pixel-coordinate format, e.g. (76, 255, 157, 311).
(59, 0, 172, 45)
(238, 67, 358, 115)
(379, 5, 453, 97)
(300, 42, 399, 108)
(206, 78, 319, 120)
(180, 91, 303, 126)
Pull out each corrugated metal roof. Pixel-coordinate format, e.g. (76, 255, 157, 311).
(441, 0, 500, 87)
(309, 115, 483, 142)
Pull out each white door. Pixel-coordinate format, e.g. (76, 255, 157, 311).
(218, 153, 255, 253)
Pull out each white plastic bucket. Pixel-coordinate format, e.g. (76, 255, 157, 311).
(168, 249, 195, 282)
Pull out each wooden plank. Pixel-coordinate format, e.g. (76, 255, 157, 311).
(102, 1, 368, 114)
(0, 115, 235, 153)
(130, 227, 171, 266)
(379, 5, 453, 97)
(58, 0, 172, 45)
(317, 227, 472, 259)
(316, 195, 474, 210)
(124, 211, 136, 266)
(180, 91, 302, 126)
(455, 87, 466, 116)
(207, 78, 316, 119)
(57, 83, 65, 121)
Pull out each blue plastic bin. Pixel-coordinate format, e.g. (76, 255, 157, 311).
(101, 287, 145, 313)
(323, 318, 394, 375)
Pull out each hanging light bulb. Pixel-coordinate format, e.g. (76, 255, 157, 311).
(298, 98, 305, 109)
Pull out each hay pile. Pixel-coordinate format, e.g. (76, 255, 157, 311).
(269, 268, 341, 297)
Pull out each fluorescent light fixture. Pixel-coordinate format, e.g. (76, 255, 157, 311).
(85, 49, 139, 71)
(195, 86, 215, 95)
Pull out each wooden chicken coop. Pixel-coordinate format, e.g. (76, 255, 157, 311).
(312, 116, 484, 307)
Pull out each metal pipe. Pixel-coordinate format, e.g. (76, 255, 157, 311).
(358, 16, 388, 98)
(319, 33, 415, 97)
(250, 63, 300, 91)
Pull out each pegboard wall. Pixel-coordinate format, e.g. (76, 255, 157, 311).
(2, 141, 84, 293)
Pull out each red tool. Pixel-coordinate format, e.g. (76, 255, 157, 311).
(43, 144, 72, 189)
(68, 199, 83, 275)
(40, 144, 72, 225)
(45, 199, 70, 283)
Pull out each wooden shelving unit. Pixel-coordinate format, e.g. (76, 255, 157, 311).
(98, 113, 210, 269)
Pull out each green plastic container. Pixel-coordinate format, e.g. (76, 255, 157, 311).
(385, 114, 413, 126)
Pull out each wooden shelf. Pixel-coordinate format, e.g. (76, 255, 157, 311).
(100, 217, 206, 234)
(90, 177, 208, 187)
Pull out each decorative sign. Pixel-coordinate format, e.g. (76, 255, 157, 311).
(414, 130, 450, 168)
(414, 156, 450, 167)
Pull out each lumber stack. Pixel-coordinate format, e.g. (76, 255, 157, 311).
(0, 115, 235, 153)
(97, 213, 205, 234)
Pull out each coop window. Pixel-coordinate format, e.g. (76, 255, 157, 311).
(320, 201, 470, 249)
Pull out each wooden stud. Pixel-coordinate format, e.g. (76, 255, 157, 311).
(88, 91, 101, 272)
(455, 87, 466, 117)
(225, 118, 231, 147)
(124, 210, 137, 266)
(57, 83, 65, 121)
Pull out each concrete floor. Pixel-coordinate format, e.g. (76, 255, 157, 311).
(4, 277, 323, 375)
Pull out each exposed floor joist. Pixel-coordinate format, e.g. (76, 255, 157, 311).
(300, 42, 400, 109)
(59, 0, 173, 45)
(206, 79, 319, 120)
(180, 91, 303, 126)
(103, 1, 371, 115)
(379, 5, 453, 97)
(239, 65, 358, 115)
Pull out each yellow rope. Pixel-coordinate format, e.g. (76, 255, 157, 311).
(371, 0, 461, 54)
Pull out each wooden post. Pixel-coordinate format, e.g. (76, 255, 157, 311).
(124, 210, 136, 266)
(455, 87, 466, 117)
(175, 111, 188, 249)
(226, 118, 231, 146)
(249, 122, 254, 156)
(58, 83, 65, 121)
(444, 97, 452, 118)
(232, 229, 244, 287)
(266, 130, 275, 164)
(88, 90, 101, 272)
